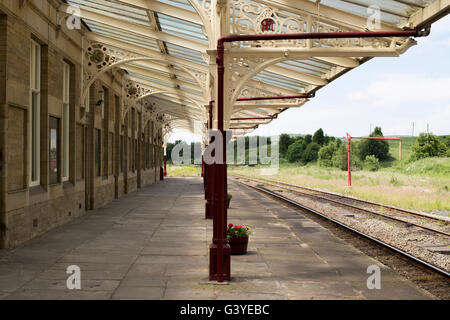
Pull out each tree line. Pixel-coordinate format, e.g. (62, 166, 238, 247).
(280, 127, 449, 171)
(166, 129, 450, 168)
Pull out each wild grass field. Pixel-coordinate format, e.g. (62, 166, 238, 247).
(167, 165, 201, 177)
(167, 136, 450, 214)
(228, 157, 450, 214)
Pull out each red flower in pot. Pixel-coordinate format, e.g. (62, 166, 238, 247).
(227, 223, 252, 255)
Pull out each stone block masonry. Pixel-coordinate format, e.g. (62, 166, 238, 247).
(0, 1, 164, 249)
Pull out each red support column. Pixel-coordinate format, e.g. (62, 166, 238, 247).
(163, 155, 167, 177)
(201, 155, 204, 178)
(205, 146, 215, 220)
(205, 102, 215, 220)
(204, 150, 207, 194)
(209, 42, 230, 282)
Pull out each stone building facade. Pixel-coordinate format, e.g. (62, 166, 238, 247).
(0, 0, 164, 249)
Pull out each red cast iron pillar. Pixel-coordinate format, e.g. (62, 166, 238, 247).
(209, 41, 230, 282)
(163, 145, 167, 178)
(201, 155, 204, 178)
(205, 101, 215, 219)
(163, 156, 167, 177)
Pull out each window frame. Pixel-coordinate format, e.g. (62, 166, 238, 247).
(49, 116, 61, 185)
(119, 135, 124, 173)
(29, 40, 41, 187)
(101, 89, 105, 119)
(62, 61, 70, 182)
(95, 128, 101, 177)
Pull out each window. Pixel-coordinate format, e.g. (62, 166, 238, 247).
(134, 139, 138, 171)
(30, 40, 41, 186)
(101, 88, 105, 119)
(128, 137, 131, 171)
(120, 135, 123, 173)
(95, 129, 101, 176)
(114, 95, 119, 123)
(62, 62, 70, 181)
(49, 117, 60, 184)
(85, 86, 90, 113)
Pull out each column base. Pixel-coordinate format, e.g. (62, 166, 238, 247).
(209, 243, 231, 281)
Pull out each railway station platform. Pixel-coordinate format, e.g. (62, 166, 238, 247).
(0, 177, 434, 300)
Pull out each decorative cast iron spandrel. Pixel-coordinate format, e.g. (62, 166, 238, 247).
(228, 0, 400, 49)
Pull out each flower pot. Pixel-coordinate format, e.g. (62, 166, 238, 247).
(228, 236, 248, 255)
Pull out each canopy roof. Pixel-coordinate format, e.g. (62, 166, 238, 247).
(64, 0, 449, 140)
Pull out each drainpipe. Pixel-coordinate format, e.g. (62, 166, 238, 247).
(213, 28, 427, 283)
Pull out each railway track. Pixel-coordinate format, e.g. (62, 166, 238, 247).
(231, 175, 450, 279)
(231, 175, 450, 236)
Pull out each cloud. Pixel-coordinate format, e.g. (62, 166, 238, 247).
(348, 74, 450, 107)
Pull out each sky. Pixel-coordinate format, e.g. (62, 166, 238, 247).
(168, 15, 450, 143)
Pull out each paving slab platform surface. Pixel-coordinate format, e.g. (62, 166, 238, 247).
(0, 177, 435, 299)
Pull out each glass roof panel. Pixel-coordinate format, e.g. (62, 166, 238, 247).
(157, 0, 197, 12)
(277, 60, 332, 77)
(83, 20, 160, 51)
(129, 72, 176, 88)
(317, 0, 431, 26)
(175, 75, 198, 84)
(68, 0, 150, 26)
(268, 0, 438, 27)
(125, 62, 175, 79)
(178, 86, 203, 96)
(157, 13, 208, 43)
(254, 71, 307, 91)
(165, 43, 207, 65)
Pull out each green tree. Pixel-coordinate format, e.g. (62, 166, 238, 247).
(304, 134, 312, 145)
(410, 132, 448, 161)
(364, 155, 380, 171)
(323, 135, 335, 146)
(332, 141, 360, 171)
(358, 127, 389, 161)
(286, 139, 307, 163)
(166, 140, 182, 163)
(302, 142, 320, 163)
(441, 135, 450, 148)
(312, 128, 325, 146)
(318, 140, 339, 167)
(440, 136, 450, 156)
(332, 143, 348, 170)
(279, 134, 293, 158)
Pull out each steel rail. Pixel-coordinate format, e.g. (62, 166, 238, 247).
(235, 179, 450, 278)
